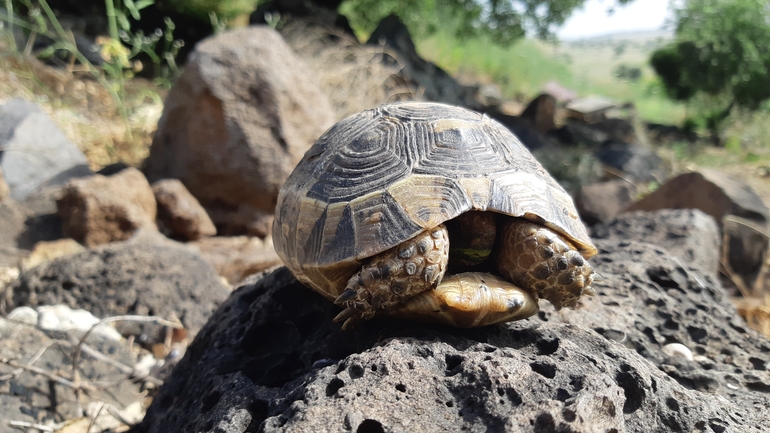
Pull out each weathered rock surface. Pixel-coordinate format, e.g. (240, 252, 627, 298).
(0, 198, 28, 267)
(190, 236, 282, 285)
(22, 238, 85, 270)
(0, 98, 91, 201)
(132, 223, 770, 432)
(144, 26, 335, 236)
(152, 178, 216, 241)
(627, 169, 770, 293)
(4, 242, 228, 338)
(57, 167, 157, 246)
(592, 209, 721, 277)
(576, 180, 638, 225)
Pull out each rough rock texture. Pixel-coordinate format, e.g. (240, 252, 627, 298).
(144, 26, 335, 236)
(595, 141, 666, 183)
(576, 180, 638, 225)
(627, 169, 770, 292)
(0, 316, 144, 430)
(152, 178, 216, 241)
(592, 209, 721, 277)
(189, 236, 282, 285)
(0, 98, 91, 200)
(57, 167, 157, 246)
(4, 242, 229, 337)
(133, 225, 770, 432)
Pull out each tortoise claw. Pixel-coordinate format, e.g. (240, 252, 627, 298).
(333, 307, 365, 330)
(334, 289, 358, 305)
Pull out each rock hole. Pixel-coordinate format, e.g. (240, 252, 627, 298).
(665, 397, 679, 411)
(357, 419, 385, 433)
(497, 388, 505, 396)
(746, 381, 770, 393)
(395, 383, 406, 393)
(749, 357, 767, 370)
(326, 377, 345, 397)
(569, 375, 584, 392)
(335, 362, 347, 374)
(533, 413, 555, 433)
(370, 364, 377, 372)
(445, 400, 454, 407)
(616, 371, 644, 413)
(349, 363, 365, 379)
(536, 338, 560, 355)
(201, 390, 221, 413)
(663, 319, 679, 330)
(562, 408, 576, 422)
(686, 326, 707, 343)
(245, 399, 269, 432)
(445, 354, 464, 376)
(708, 419, 727, 433)
(530, 362, 556, 379)
(555, 388, 570, 401)
(506, 388, 522, 406)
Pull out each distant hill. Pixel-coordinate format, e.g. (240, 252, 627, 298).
(564, 29, 674, 44)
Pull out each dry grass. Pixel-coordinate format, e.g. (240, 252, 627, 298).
(0, 36, 162, 171)
(279, 20, 417, 120)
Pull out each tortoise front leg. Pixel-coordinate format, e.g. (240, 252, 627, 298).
(334, 224, 450, 329)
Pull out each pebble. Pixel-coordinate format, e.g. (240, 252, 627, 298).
(662, 343, 694, 361)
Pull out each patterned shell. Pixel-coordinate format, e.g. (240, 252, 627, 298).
(273, 102, 597, 299)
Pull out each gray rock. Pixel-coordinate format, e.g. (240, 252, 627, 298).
(592, 209, 720, 276)
(144, 26, 335, 236)
(576, 180, 638, 225)
(0, 98, 91, 201)
(595, 140, 666, 184)
(132, 236, 770, 432)
(4, 242, 228, 339)
(0, 198, 28, 267)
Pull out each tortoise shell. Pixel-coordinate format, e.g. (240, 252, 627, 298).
(273, 102, 596, 300)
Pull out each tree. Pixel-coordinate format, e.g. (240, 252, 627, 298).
(340, 0, 634, 46)
(650, 0, 770, 135)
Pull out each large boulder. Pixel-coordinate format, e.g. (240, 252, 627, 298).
(595, 141, 666, 184)
(132, 218, 770, 432)
(4, 242, 229, 338)
(627, 169, 770, 294)
(0, 98, 91, 200)
(144, 26, 335, 236)
(57, 167, 157, 246)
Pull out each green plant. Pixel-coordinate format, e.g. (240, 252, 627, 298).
(1, 0, 183, 139)
(650, 0, 770, 138)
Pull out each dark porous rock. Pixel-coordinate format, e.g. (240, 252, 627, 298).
(132, 239, 770, 432)
(5, 243, 228, 338)
(591, 209, 720, 276)
(576, 180, 638, 225)
(595, 140, 666, 184)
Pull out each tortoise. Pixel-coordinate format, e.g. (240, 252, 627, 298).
(273, 102, 598, 330)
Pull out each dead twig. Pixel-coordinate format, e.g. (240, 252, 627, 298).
(7, 420, 62, 432)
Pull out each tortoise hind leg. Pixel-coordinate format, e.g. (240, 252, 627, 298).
(334, 224, 449, 329)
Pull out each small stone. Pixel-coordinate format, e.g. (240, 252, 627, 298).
(36, 305, 122, 341)
(662, 343, 694, 361)
(152, 179, 216, 241)
(7, 306, 38, 325)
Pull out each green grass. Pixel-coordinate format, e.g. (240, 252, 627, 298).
(416, 32, 687, 125)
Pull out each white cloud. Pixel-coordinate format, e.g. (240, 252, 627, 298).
(557, 0, 674, 40)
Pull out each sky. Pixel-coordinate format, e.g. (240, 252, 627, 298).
(557, 0, 674, 40)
